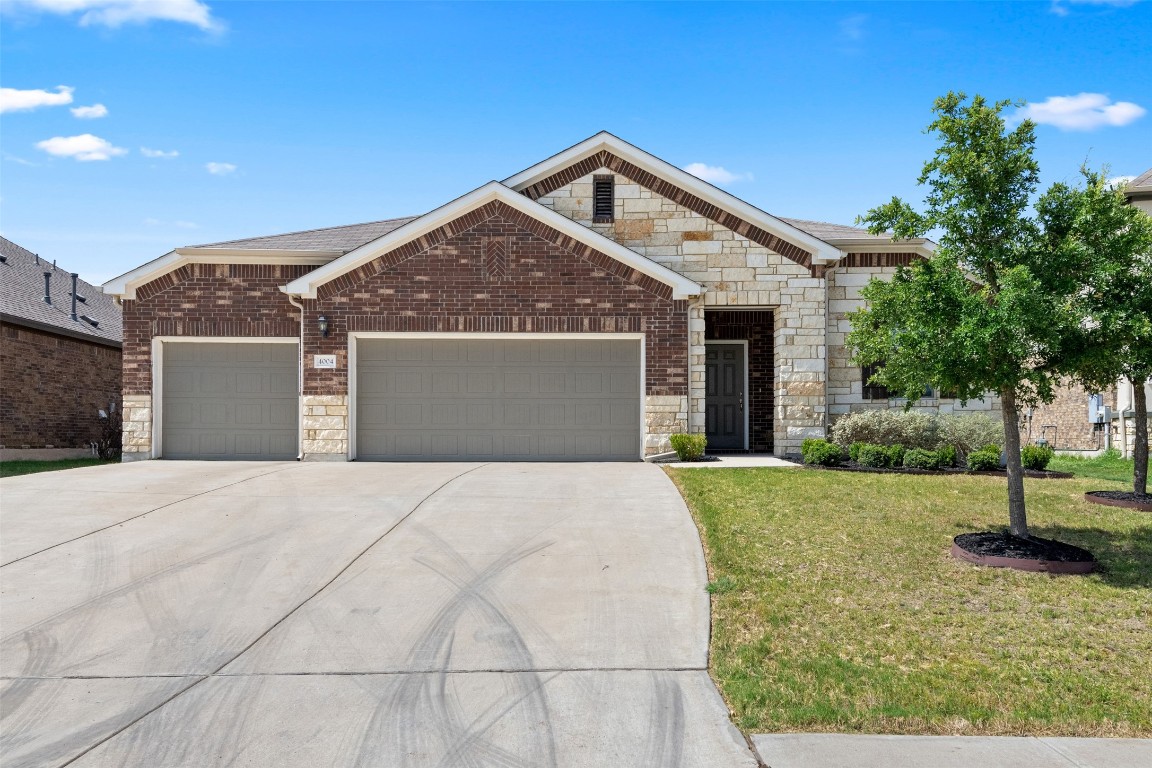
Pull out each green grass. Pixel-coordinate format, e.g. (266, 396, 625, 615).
(668, 466, 1151, 737)
(1049, 449, 1140, 484)
(0, 458, 114, 478)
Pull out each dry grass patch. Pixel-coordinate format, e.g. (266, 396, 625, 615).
(668, 467, 1151, 737)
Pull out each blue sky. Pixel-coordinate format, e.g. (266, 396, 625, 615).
(2, 0, 1149, 285)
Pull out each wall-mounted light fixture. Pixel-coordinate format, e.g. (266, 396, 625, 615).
(317, 315, 329, 338)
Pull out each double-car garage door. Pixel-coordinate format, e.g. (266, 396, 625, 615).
(356, 338, 641, 461)
(160, 337, 642, 461)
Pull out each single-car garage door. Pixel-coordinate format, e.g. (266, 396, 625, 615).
(356, 338, 641, 461)
(162, 341, 298, 460)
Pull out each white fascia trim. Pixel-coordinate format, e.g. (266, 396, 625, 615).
(283, 181, 703, 300)
(502, 131, 844, 264)
(102, 248, 340, 300)
(828, 239, 936, 258)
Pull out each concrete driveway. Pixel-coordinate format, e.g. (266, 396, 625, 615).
(1, 461, 757, 767)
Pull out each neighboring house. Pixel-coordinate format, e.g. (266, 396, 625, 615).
(1, 237, 123, 459)
(102, 133, 998, 462)
(1023, 168, 1152, 457)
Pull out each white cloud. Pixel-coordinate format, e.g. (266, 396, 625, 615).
(205, 161, 236, 175)
(141, 146, 179, 158)
(35, 133, 128, 161)
(3, 0, 221, 31)
(1106, 175, 1137, 189)
(1014, 93, 1146, 131)
(0, 85, 74, 113)
(70, 103, 108, 119)
(682, 162, 753, 185)
(1051, 0, 1142, 15)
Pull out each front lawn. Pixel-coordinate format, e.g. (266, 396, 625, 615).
(668, 467, 1151, 737)
(0, 458, 114, 478)
(1049, 449, 1138, 484)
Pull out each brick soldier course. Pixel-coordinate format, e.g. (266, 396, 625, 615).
(104, 132, 998, 462)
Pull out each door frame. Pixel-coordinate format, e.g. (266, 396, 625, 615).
(347, 332, 647, 461)
(151, 336, 301, 459)
(704, 339, 749, 451)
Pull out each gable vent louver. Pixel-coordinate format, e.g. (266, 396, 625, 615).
(592, 175, 614, 223)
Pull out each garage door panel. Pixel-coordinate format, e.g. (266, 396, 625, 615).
(162, 342, 298, 460)
(356, 338, 640, 461)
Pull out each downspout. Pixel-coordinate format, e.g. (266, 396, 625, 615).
(285, 290, 306, 460)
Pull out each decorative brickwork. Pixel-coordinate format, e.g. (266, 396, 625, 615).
(121, 263, 312, 395)
(0, 322, 121, 451)
(704, 311, 775, 452)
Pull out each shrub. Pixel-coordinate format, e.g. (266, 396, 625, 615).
(802, 438, 843, 466)
(936, 444, 957, 468)
(903, 448, 941, 470)
(831, 410, 941, 451)
(856, 444, 892, 468)
(669, 433, 707, 461)
(967, 446, 1002, 472)
(849, 442, 866, 462)
(1021, 443, 1055, 471)
(938, 413, 1003, 457)
(886, 444, 906, 467)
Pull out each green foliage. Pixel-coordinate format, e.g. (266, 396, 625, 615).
(1021, 443, 1055, 471)
(856, 444, 893, 468)
(831, 410, 1001, 459)
(849, 442, 866, 462)
(937, 413, 1003, 457)
(669, 433, 708, 461)
(886, 444, 906, 467)
(903, 448, 942, 470)
(967, 446, 1002, 472)
(802, 439, 843, 466)
(936, 445, 958, 468)
(706, 576, 737, 594)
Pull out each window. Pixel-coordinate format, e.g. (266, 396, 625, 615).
(593, 175, 614, 223)
(861, 363, 889, 400)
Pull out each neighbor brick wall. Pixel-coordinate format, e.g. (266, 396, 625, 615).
(704, 311, 775, 451)
(121, 263, 312, 394)
(1023, 379, 1116, 452)
(0, 322, 121, 449)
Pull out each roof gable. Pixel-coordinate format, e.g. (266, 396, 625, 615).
(503, 132, 844, 268)
(283, 182, 702, 300)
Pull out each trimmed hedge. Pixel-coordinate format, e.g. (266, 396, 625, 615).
(1021, 443, 1055, 471)
(831, 410, 1003, 460)
(903, 448, 941, 470)
(967, 445, 1002, 471)
(802, 439, 843, 466)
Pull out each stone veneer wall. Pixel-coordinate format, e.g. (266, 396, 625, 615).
(536, 170, 825, 454)
(826, 261, 1001, 423)
(0, 321, 122, 453)
(302, 394, 348, 459)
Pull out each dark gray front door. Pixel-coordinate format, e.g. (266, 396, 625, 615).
(705, 343, 745, 450)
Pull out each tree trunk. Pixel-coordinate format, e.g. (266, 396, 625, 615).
(1000, 387, 1029, 539)
(1134, 377, 1149, 496)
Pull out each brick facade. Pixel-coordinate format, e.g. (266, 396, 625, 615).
(0, 322, 121, 451)
(1022, 379, 1116, 452)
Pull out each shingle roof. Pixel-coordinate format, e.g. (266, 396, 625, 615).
(1127, 168, 1152, 192)
(189, 215, 420, 253)
(778, 217, 891, 242)
(0, 237, 122, 346)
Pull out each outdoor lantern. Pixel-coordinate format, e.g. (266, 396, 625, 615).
(317, 315, 329, 337)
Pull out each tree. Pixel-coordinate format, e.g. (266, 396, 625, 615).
(1060, 171, 1152, 495)
(847, 93, 1092, 539)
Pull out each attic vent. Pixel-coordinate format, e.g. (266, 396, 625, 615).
(592, 175, 614, 223)
(74, 294, 87, 303)
(80, 315, 100, 328)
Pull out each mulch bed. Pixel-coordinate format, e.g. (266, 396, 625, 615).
(654, 454, 723, 464)
(804, 462, 1073, 479)
(952, 531, 1097, 574)
(1084, 490, 1152, 511)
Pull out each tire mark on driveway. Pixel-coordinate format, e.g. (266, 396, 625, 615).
(49, 462, 490, 768)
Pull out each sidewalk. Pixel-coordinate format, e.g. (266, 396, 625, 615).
(751, 734, 1151, 768)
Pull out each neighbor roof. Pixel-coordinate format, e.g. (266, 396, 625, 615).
(779, 217, 888, 242)
(190, 215, 419, 253)
(1125, 168, 1152, 197)
(0, 237, 122, 347)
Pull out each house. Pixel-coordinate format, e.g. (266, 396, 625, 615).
(1022, 167, 1152, 457)
(101, 133, 999, 462)
(1, 237, 123, 459)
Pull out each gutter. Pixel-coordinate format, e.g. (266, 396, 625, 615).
(283, 289, 306, 461)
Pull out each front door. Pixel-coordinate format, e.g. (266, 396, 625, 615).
(705, 343, 745, 450)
